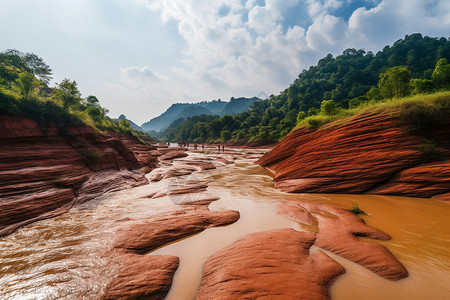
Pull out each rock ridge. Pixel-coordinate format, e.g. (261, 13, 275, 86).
(257, 112, 450, 200)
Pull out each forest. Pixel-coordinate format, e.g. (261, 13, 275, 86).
(0, 49, 147, 140)
(161, 33, 450, 143)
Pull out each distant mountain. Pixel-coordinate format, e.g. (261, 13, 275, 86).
(256, 91, 268, 99)
(221, 97, 260, 115)
(141, 97, 260, 132)
(118, 114, 143, 131)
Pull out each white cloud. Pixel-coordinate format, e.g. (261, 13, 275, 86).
(306, 0, 343, 18)
(117, 0, 450, 123)
(121, 66, 166, 81)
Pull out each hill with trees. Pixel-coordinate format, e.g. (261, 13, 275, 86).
(0, 49, 149, 141)
(159, 33, 450, 143)
(141, 97, 260, 133)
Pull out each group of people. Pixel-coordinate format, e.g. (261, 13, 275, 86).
(171, 142, 225, 152)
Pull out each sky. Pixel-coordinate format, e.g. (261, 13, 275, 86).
(1, 0, 450, 124)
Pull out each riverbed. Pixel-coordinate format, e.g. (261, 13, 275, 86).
(0, 147, 449, 299)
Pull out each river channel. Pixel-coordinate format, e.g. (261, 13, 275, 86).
(0, 148, 449, 299)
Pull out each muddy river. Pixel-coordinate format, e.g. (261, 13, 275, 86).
(0, 148, 449, 299)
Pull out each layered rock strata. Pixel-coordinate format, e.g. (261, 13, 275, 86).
(0, 116, 157, 236)
(257, 112, 450, 200)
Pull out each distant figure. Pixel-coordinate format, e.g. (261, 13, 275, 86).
(168, 142, 170, 147)
(222, 145, 225, 152)
(202, 144, 204, 150)
(194, 144, 198, 150)
(218, 145, 220, 152)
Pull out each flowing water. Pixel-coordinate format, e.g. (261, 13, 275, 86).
(0, 148, 449, 299)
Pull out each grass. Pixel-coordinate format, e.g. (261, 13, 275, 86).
(296, 91, 450, 133)
(348, 202, 367, 215)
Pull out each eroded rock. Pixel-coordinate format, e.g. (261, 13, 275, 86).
(278, 201, 409, 280)
(102, 253, 178, 300)
(0, 116, 157, 237)
(103, 206, 240, 299)
(159, 151, 188, 161)
(197, 229, 345, 300)
(113, 207, 240, 254)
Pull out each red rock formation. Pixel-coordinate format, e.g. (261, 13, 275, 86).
(104, 206, 240, 299)
(113, 207, 240, 254)
(278, 201, 409, 280)
(197, 229, 345, 300)
(159, 150, 188, 160)
(257, 112, 450, 199)
(102, 253, 179, 300)
(0, 116, 158, 237)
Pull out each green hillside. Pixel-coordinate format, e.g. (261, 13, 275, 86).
(160, 34, 450, 143)
(0, 49, 150, 141)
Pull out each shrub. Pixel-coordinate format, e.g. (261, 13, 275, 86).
(397, 100, 442, 134)
(348, 202, 367, 215)
(304, 115, 332, 129)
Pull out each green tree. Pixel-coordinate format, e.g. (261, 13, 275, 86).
(23, 53, 52, 84)
(432, 58, 450, 90)
(320, 100, 338, 115)
(86, 95, 100, 106)
(296, 111, 307, 123)
(16, 72, 40, 99)
(366, 87, 381, 100)
(119, 119, 131, 131)
(220, 130, 231, 141)
(308, 107, 319, 116)
(410, 78, 434, 95)
(53, 79, 82, 109)
(378, 66, 412, 99)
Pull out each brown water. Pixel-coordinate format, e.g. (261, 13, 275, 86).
(0, 149, 449, 299)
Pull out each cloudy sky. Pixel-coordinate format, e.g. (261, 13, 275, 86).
(1, 0, 449, 124)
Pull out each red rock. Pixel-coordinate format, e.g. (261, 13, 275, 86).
(164, 166, 197, 177)
(370, 160, 450, 198)
(257, 112, 450, 199)
(432, 192, 450, 201)
(159, 151, 188, 160)
(0, 188, 75, 237)
(113, 206, 240, 254)
(149, 170, 165, 182)
(169, 193, 220, 206)
(104, 206, 240, 299)
(196, 162, 216, 170)
(278, 201, 409, 280)
(216, 157, 234, 164)
(75, 169, 149, 205)
(197, 229, 345, 300)
(166, 180, 209, 196)
(102, 252, 179, 300)
(0, 116, 157, 237)
(277, 201, 315, 225)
